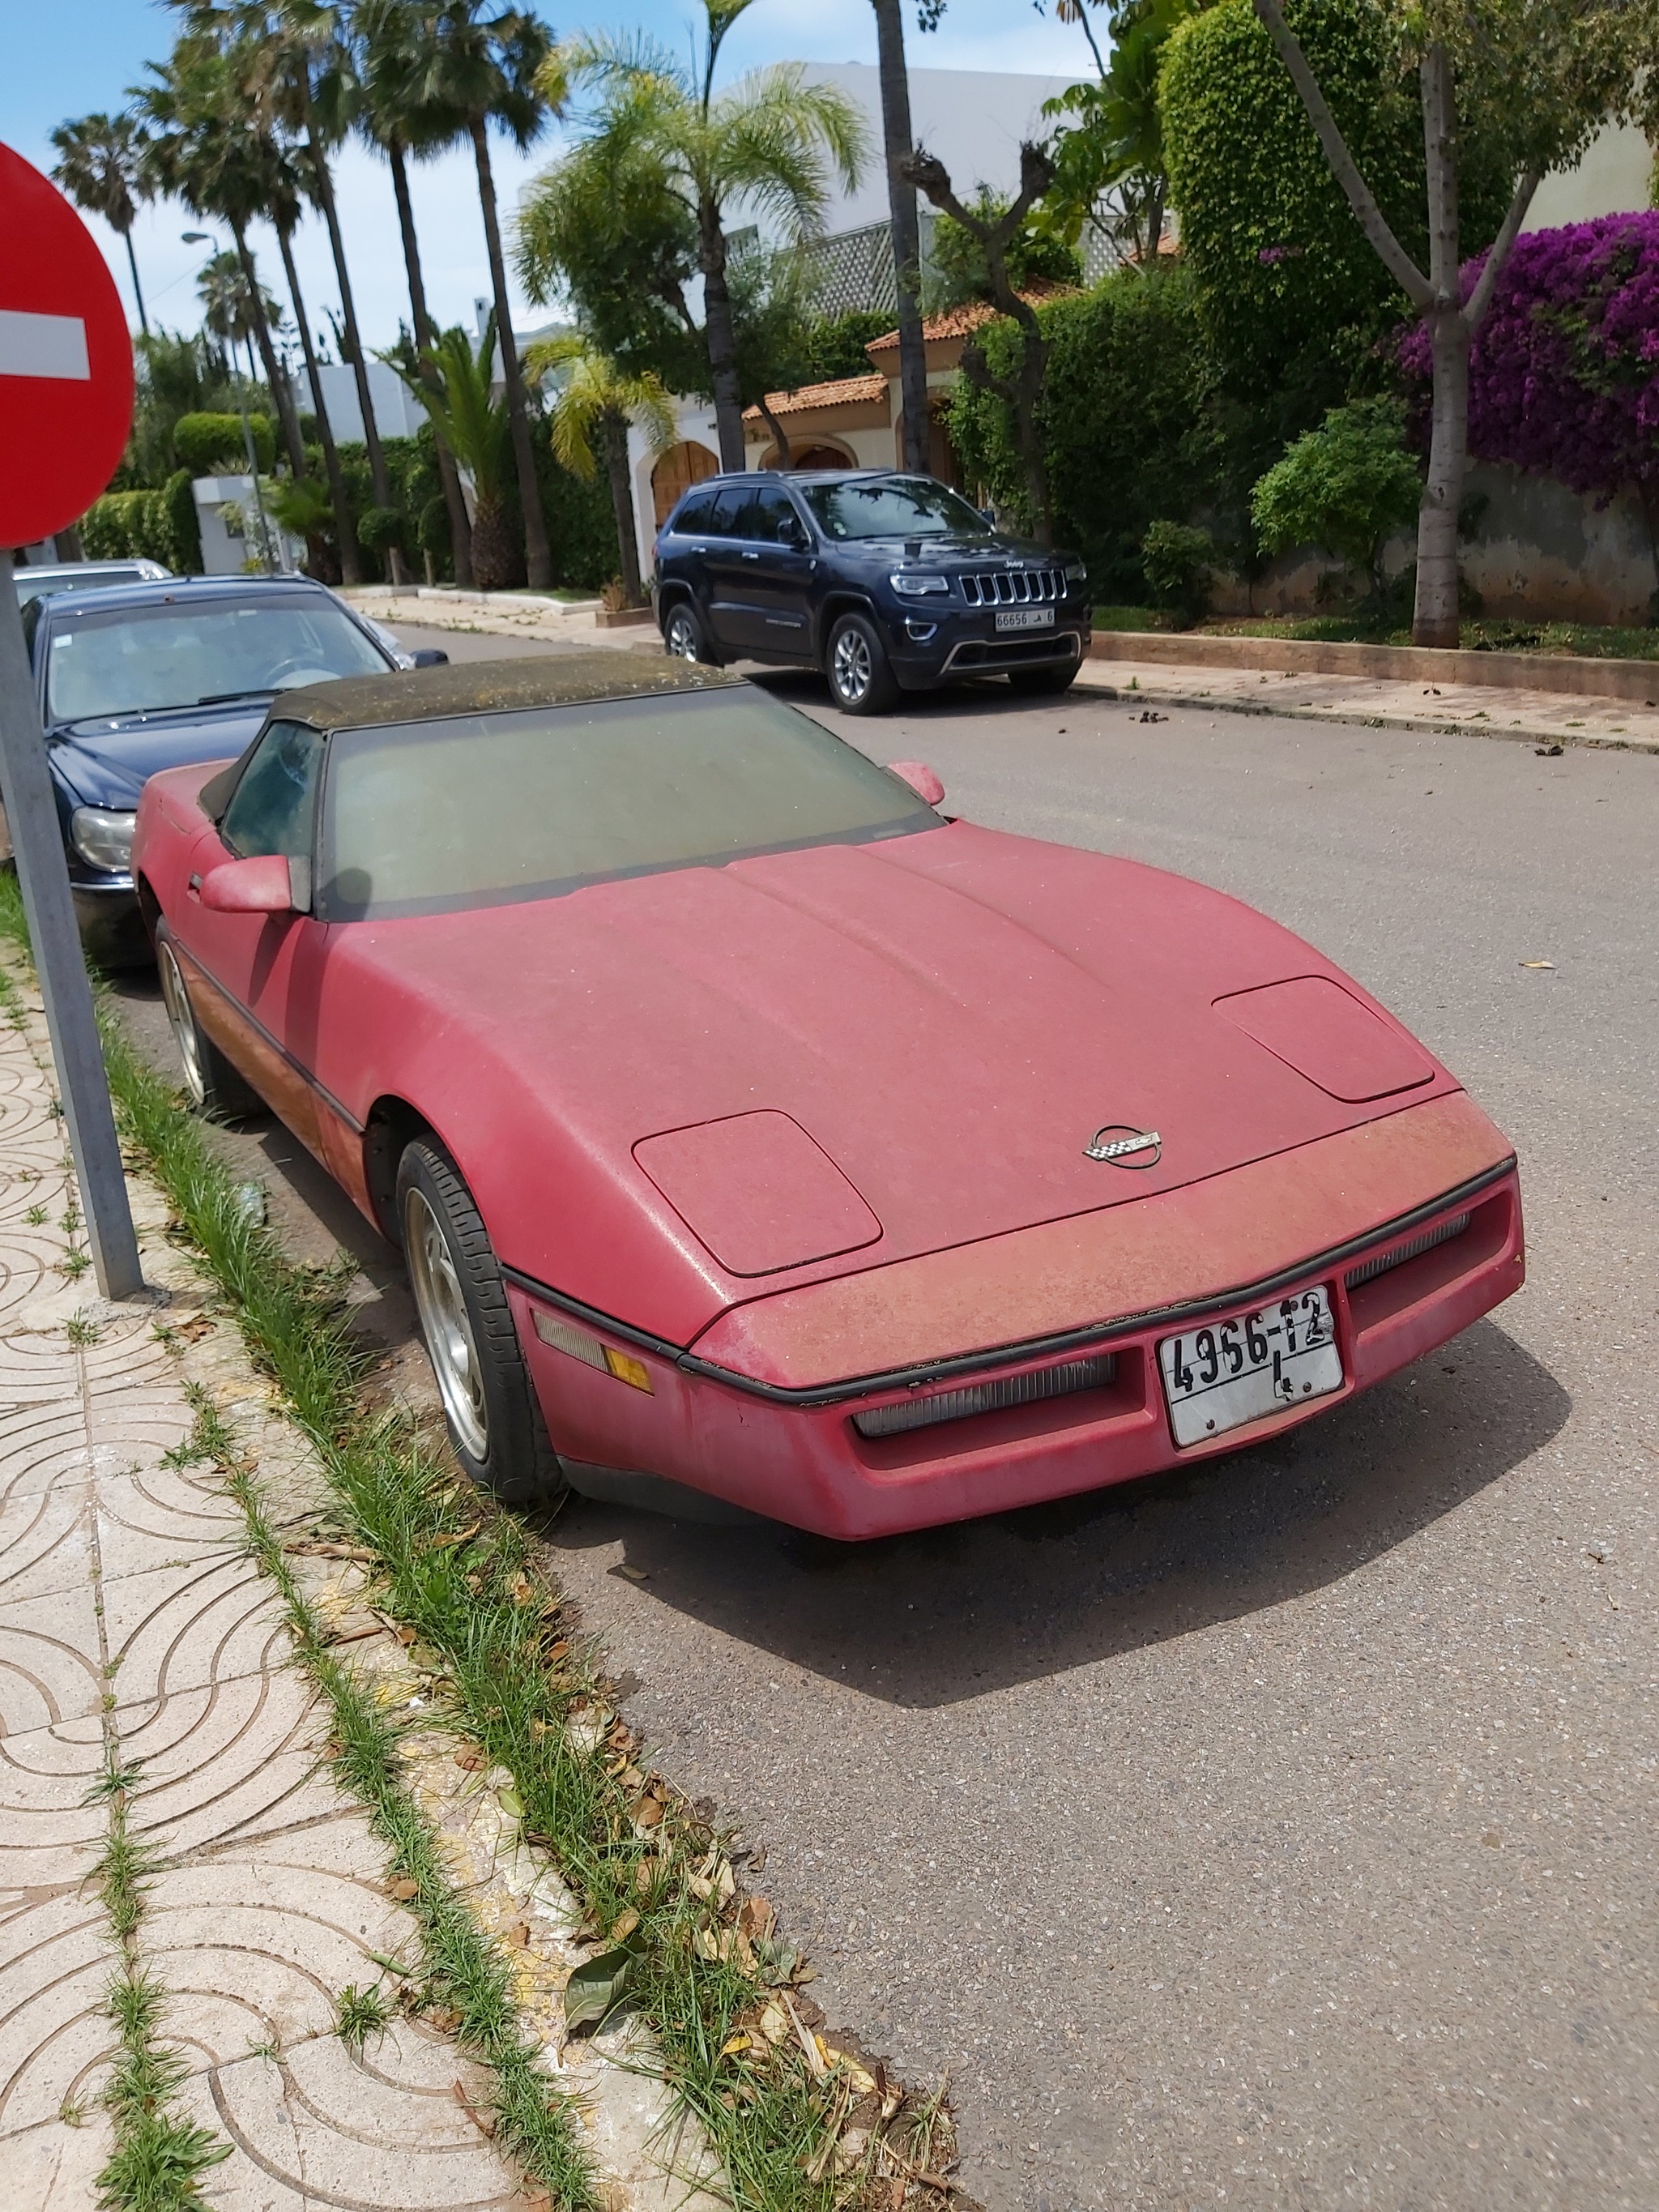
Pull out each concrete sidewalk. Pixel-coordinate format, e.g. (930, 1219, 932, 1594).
(0, 969, 712, 2209)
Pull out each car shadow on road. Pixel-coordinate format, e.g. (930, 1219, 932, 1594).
(535, 1315, 1568, 1708)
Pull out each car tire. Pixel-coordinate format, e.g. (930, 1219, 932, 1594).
(662, 599, 719, 665)
(825, 612, 899, 715)
(396, 1138, 567, 1509)
(156, 927, 261, 1119)
(1008, 660, 1081, 697)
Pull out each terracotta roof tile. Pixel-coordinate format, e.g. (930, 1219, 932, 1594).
(864, 283, 1074, 353)
(742, 372, 889, 421)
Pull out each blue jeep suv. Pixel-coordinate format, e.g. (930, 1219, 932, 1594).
(652, 469, 1090, 715)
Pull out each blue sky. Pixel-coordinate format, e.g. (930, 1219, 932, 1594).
(4, 0, 1094, 356)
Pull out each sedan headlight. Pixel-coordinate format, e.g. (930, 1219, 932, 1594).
(69, 806, 137, 872)
(889, 571, 950, 597)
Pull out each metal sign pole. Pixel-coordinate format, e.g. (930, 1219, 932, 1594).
(0, 548, 143, 1300)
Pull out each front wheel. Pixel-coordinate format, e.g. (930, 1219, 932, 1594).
(156, 927, 260, 1118)
(824, 612, 898, 715)
(1008, 660, 1081, 697)
(397, 1139, 566, 1508)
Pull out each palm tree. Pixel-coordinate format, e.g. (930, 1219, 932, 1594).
(197, 247, 279, 380)
(390, 2, 557, 588)
(390, 316, 518, 587)
(171, 1, 406, 581)
(353, 0, 475, 584)
(541, 1, 866, 471)
(136, 36, 309, 476)
(49, 112, 155, 335)
(868, 0, 928, 472)
(526, 335, 674, 605)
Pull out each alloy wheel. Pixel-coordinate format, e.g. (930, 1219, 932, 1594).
(157, 942, 207, 1110)
(831, 626, 872, 706)
(665, 609, 699, 660)
(403, 1186, 490, 1459)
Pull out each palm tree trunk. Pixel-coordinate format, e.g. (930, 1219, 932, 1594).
(121, 226, 149, 336)
(233, 224, 306, 476)
(469, 117, 552, 589)
(388, 136, 473, 586)
(698, 204, 746, 470)
(870, 0, 928, 474)
(601, 412, 643, 604)
(275, 223, 362, 585)
(302, 116, 407, 584)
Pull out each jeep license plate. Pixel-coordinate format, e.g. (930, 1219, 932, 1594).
(995, 607, 1055, 632)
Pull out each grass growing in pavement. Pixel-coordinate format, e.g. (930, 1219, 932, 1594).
(85, 1751, 231, 2210)
(0, 877, 946, 2210)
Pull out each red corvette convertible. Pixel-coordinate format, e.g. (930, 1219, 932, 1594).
(132, 655, 1523, 1538)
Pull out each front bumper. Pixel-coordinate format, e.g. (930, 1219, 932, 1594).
(70, 879, 151, 970)
(507, 1094, 1524, 1539)
(884, 604, 1090, 689)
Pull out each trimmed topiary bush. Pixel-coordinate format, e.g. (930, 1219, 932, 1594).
(173, 410, 274, 476)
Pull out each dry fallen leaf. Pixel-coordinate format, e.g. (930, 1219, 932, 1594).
(454, 1750, 485, 1772)
(609, 1908, 640, 1943)
(615, 1563, 650, 1584)
(504, 1921, 531, 1949)
(424, 1520, 482, 1552)
(631, 1795, 664, 1830)
(386, 1876, 420, 1902)
(394, 1623, 419, 1646)
(739, 1895, 774, 1941)
(510, 1574, 534, 1604)
(1519, 959, 1555, 970)
(720, 2033, 751, 2058)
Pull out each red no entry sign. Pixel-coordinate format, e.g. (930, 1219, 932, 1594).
(0, 143, 135, 548)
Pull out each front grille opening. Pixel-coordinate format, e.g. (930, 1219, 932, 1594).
(1346, 1211, 1470, 1291)
(853, 1352, 1116, 1439)
(959, 567, 1066, 607)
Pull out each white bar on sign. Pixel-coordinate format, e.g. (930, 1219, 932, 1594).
(0, 309, 92, 380)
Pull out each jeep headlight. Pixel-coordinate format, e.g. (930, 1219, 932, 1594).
(70, 806, 137, 872)
(889, 571, 949, 596)
(1064, 559, 1088, 587)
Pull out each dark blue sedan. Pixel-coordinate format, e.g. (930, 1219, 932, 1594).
(21, 574, 444, 966)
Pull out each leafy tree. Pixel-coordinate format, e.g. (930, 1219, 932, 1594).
(925, 184, 1081, 310)
(49, 112, 154, 333)
(1039, 0, 1205, 268)
(353, 0, 476, 583)
(903, 142, 1061, 542)
(527, 335, 674, 604)
(382, 0, 557, 587)
(1141, 519, 1216, 623)
(1397, 212, 1659, 588)
(538, 0, 866, 469)
(1250, 395, 1421, 596)
(391, 317, 520, 587)
(946, 262, 1227, 591)
(122, 328, 258, 486)
(800, 309, 892, 383)
(1244, 0, 1657, 643)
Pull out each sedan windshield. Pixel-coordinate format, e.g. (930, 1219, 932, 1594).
(800, 476, 990, 540)
(321, 685, 936, 920)
(44, 597, 389, 724)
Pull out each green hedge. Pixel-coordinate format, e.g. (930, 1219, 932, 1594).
(173, 410, 274, 476)
(81, 472, 199, 570)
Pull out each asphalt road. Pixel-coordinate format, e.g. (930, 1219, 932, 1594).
(114, 626, 1658, 2212)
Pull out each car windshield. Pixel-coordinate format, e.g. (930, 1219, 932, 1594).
(15, 566, 151, 608)
(44, 597, 389, 724)
(800, 476, 990, 540)
(320, 685, 936, 920)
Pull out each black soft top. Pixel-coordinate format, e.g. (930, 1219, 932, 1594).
(278, 650, 740, 734)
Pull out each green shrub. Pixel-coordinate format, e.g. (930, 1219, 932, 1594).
(81, 487, 182, 567)
(417, 495, 450, 562)
(800, 309, 892, 383)
(1250, 398, 1421, 596)
(947, 265, 1230, 599)
(173, 409, 273, 476)
(357, 504, 410, 561)
(164, 469, 202, 573)
(1141, 520, 1217, 626)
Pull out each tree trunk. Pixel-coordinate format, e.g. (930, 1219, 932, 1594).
(302, 97, 406, 584)
(698, 203, 747, 471)
(388, 136, 473, 587)
(275, 223, 362, 586)
(1413, 44, 1462, 649)
(871, 0, 928, 473)
(602, 412, 643, 604)
(469, 497, 517, 591)
(758, 398, 792, 468)
(122, 228, 149, 336)
(234, 225, 306, 477)
(470, 117, 552, 589)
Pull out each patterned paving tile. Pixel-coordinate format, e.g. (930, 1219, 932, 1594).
(0, 1578, 106, 1736)
(124, 1659, 340, 1863)
(0, 1712, 106, 1893)
(0, 2106, 115, 2202)
(101, 1552, 288, 1719)
(0, 1892, 117, 2136)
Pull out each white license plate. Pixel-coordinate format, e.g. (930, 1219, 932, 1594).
(1158, 1287, 1342, 1446)
(995, 606, 1055, 632)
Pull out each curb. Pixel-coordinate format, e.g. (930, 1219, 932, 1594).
(1087, 629, 1659, 703)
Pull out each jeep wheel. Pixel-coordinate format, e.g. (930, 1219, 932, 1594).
(825, 612, 898, 715)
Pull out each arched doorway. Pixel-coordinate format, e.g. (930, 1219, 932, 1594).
(651, 441, 719, 527)
(788, 442, 855, 471)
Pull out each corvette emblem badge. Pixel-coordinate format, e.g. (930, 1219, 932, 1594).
(1084, 1125, 1162, 1168)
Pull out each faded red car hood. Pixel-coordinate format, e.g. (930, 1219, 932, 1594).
(319, 821, 1460, 1334)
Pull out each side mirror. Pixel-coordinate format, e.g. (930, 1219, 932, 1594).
(779, 518, 808, 549)
(409, 647, 449, 667)
(889, 760, 945, 807)
(198, 854, 301, 914)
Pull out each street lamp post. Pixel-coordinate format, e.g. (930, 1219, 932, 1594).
(183, 232, 277, 574)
